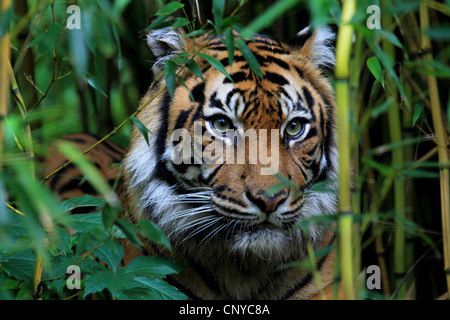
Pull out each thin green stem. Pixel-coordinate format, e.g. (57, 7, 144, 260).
(334, 0, 357, 300)
(0, 0, 12, 177)
(382, 7, 406, 298)
(419, 2, 450, 297)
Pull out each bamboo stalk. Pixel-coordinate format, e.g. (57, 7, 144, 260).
(0, 0, 12, 162)
(8, 61, 35, 177)
(382, 6, 407, 298)
(349, 31, 365, 279)
(419, 2, 450, 297)
(32, 238, 49, 299)
(334, 0, 357, 300)
(305, 238, 326, 300)
(14, 0, 37, 108)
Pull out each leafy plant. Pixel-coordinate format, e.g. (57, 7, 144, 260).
(0, 192, 186, 300)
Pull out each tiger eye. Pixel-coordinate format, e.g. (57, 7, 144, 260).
(212, 117, 232, 134)
(285, 118, 305, 137)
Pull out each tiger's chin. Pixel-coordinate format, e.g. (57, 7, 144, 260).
(172, 218, 309, 264)
(226, 225, 307, 262)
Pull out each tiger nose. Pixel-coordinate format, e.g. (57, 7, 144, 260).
(246, 191, 287, 214)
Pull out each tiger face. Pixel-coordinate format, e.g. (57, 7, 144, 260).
(122, 26, 338, 266)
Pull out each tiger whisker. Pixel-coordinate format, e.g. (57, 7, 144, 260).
(182, 215, 218, 230)
(167, 215, 217, 238)
(181, 217, 223, 243)
(161, 206, 214, 224)
(200, 220, 233, 245)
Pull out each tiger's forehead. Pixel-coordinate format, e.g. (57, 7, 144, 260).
(200, 55, 312, 128)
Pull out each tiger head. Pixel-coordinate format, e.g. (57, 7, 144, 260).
(122, 26, 338, 264)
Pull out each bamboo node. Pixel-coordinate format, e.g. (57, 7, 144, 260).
(410, 47, 432, 59)
(339, 210, 353, 216)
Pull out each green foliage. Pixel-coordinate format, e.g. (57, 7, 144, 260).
(0, 195, 185, 300)
(366, 56, 385, 89)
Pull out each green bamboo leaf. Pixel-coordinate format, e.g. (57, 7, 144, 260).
(130, 116, 151, 146)
(413, 105, 423, 127)
(403, 161, 450, 169)
(27, 34, 44, 49)
(197, 53, 233, 83)
(68, 29, 89, 78)
(266, 173, 298, 196)
(236, 38, 263, 78)
(165, 59, 176, 99)
(241, 0, 302, 38)
(182, 29, 208, 38)
(186, 59, 204, 81)
(213, 0, 225, 33)
(371, 97, 394, 119)
(37, 23, 62, 56)
(367, 56, 385, 89)
(372, 45, 408, 105)
(367, 135, 435, 156)
(265, 182, 285, 197)
(400, 169, 440, 179)
(225, 27, 235, 67)
(155, 2, 184, 16)
(404, 60, 450, 78)
(0, 5, 12, 38)
(171, 17, 190, 29)
(146, 14, 171, 30)
(423, 27, 450, 41)
(363, 157, 394, 176)
(113, 0, 132, 15)
(221, 16, 240, 30)
(86, 75, 108, 97)
(176, 76, 195, 101)
(379, 29, 403, 49)
(170, 56, 189, 64)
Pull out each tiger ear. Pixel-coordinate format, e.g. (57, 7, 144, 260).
(146, 27, 188, 75)
(287, 26, 335, 69)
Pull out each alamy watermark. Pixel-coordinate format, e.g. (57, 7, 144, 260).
(366, 5, 381, 30)
(66, 265, 81, 290)
(66, 5, 81, 30)
(366, 265, 381, 290)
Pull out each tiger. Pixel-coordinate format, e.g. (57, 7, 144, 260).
(46, 25, 340, 300)
(44, 133, 125, 207)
